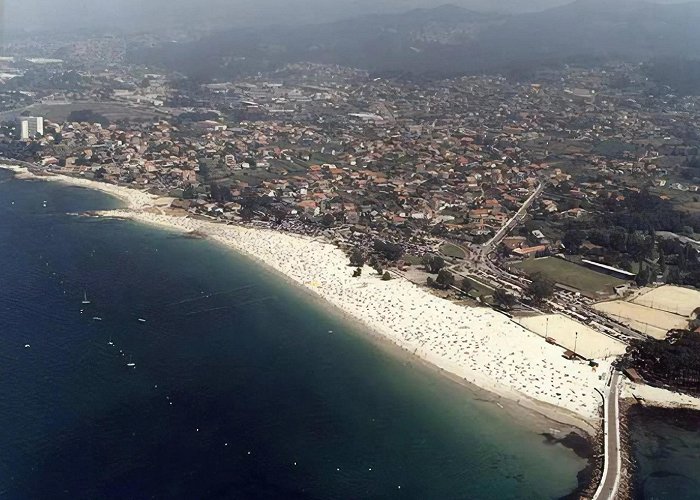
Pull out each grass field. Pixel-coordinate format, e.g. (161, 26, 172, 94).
(439, 242, 467, 259)
(512, 256, 627, 296)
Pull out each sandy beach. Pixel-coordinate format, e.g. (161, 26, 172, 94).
(2, 165, 613, 431)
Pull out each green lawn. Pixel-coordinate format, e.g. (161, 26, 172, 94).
(439, 242, 467, 259)
(511, 257, 628, 296)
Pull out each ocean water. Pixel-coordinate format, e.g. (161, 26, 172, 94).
(0, 169, 587, 499)
(629, 406, 700, 500)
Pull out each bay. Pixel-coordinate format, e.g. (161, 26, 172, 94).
(0, 169, 587, 499)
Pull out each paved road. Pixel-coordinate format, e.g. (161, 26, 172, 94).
(483, 182, 546, 253)
(593, 371, 622, 500)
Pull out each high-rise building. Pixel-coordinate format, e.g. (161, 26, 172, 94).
(20, 116, 44, 140)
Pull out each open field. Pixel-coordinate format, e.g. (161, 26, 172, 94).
(631, 285, 700, 317)
(511, 256, 627, 297)
(515, 314, 626, 360)
(0, 101, 166, 123)
(439, 242, 467, 259)
(593, 300, 689, 339)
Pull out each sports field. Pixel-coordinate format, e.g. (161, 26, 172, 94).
(631, 285, 700, 316)
(593, 301, 689, 339)
(516, 314, 626, 359)
(512, 257, 627, 296)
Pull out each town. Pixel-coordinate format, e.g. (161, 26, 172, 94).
(3, 8, 700, 500)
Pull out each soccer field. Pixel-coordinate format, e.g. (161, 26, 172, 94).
(512, 257, 627, 296)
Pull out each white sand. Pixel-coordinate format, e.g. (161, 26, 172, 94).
(515, 314, 626, 360)
(593, 300, 689, 339)
(631, 285, 700, 317)
(3, 165, 615, 426)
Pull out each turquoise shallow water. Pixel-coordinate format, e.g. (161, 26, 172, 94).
(0, 170, 587, 499)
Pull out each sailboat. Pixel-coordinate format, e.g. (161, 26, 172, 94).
(82, 291, 91, 305)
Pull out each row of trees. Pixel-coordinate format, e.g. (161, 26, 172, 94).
(619, 330, 700, 394)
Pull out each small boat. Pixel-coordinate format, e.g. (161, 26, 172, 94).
(92, 316, 102, 321)
(82, 291, 91, 305)
(126, 355, 136, 368)
(107, 336, 114, 346)
(137, 318, 146, 323)
(24, 344, 30, 348)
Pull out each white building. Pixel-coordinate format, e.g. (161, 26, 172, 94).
(20, 116, 44, 140)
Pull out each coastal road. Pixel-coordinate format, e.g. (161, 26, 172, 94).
(593, 370, 622, 500)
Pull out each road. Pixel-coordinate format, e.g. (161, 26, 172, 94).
(483, 182, 546, 253)
(593, 370, 622, 500)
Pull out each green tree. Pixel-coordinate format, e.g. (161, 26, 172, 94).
(493, 288, 517, 310)
(423, 254, 446, 274)
(528, 273, 554, 303)
(635, 265, 651, 286)
(321, 213, 335, 227)
(349, 248, 366, 267)
(436, 269, 455, 289)
(562, 229, 586, 254)
(382, 271, 392, 281)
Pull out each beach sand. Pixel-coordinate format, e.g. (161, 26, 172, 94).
(3, 165, 612, 432)
(515, 314, 627, 360)
(593, 300, 689, 339)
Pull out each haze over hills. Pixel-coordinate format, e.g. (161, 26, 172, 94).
(129, 0, 700, 83)
(3, 0, 700, 33)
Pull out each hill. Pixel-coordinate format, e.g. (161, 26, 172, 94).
(128, 0, 700, 82)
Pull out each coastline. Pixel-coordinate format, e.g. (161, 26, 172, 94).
(1, 165, 606, 435)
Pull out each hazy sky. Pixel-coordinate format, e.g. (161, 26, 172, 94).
(2, 0, 699, 33)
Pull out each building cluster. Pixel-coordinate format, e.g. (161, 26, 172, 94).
(3, 60, 700, 257)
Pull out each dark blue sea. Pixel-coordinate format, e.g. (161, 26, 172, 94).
(0, 169, 588, 499)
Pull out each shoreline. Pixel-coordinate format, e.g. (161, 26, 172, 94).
(2, 165, 605, 435)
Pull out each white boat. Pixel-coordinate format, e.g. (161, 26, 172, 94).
(107, 336, 114, 346)
(137, 318, 146, 323)
(82, 291, 91, 305)
(126, 355, 136, 368)
(92, 316, 102, 321)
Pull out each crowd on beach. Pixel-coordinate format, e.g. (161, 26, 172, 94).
(2, 165, 613, 426)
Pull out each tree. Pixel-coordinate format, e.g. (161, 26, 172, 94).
(658, 250, 667, 274)
(321, 213, 335, 227)
(182, 185, 195, 199)
(493, 288, 517, 310)
(528, 273, 554, 303)
(609, 227, 628, 253)
(374, 239, 403, 261)
(382, 271, 392, 281)
(635, 265, 651, 286)
(352, 268, 362, 278)
(667, 267, 681, 284)
(436, 269, 455, 289)
(460, 278, 474, 295)
(423, 254, 446, 274)
(562, 229, 586, 253)
(349, 248, 365, 267)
